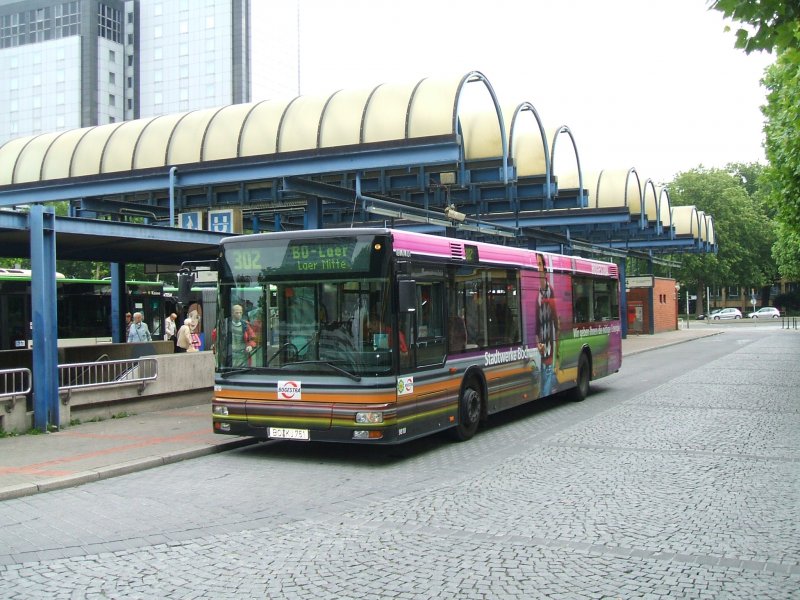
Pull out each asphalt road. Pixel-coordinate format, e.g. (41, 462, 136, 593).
(0, 328, 797, 599)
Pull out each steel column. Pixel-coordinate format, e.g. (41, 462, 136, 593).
(111, 263, 127, 343)
(29, 205, 59, 431)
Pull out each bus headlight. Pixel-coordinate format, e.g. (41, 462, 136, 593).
(355, 411, 383, 424)
(213, 405, 229, 416)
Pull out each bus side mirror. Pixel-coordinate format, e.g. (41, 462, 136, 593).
(398, 280, 416, 313)
(177, 270, 195, 305)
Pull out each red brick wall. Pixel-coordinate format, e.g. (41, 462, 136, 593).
(627, 278, 678, 334)
(652, 278, 678, 333)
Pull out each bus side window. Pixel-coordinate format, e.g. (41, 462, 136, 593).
(416, 282, 445, 366)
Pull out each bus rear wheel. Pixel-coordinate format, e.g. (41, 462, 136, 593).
(451, 380, 482, 441)
(572, 353, 590, 402)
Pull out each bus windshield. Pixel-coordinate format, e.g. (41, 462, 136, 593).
(216, 233, 395, 377)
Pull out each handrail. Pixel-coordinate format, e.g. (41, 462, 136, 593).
(1, 368, 32, 413)
(58, 357, 158, 401)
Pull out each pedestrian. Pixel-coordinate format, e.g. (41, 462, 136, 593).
(176, 317, 194, 352)
(164, 312, 177, 344)
(125, 312, 132, 338)
(127, 311, 152, 342)
(219, 303, 257, 366)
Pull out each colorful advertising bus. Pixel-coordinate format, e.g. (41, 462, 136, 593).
(212, 228, 622, 444)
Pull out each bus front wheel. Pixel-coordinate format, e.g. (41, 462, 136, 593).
(451, 380, 482, 441)
(572, 353, 591, 402)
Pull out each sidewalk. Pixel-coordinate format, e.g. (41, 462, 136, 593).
(0, 328, 721, 501)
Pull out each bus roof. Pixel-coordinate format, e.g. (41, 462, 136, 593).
(221, 227, 619, 279)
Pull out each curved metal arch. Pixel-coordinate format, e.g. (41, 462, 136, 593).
(640, 177, 658, 230)
(509, 101, 550, 200)
(30, 131, 68, 182)
(403, 77, 428, 139)
(162, 110, 198, 165)
(235, 99, 273, 156)
(10, 135, 45, 185)
(67, 125, 107, 178)
(97, 116, 158, 173)
(358, 82, 387, 144)
(273, 95, 304, 154)
(657, 186, 672, 235)
(316, 88, 345, 148)
(457, 71, 508, 184)
(593, 170, 604, 208)
(551, 125, 584, 206)
(131, 113, 174, 171)
(197, 105, 232, 162)
(99, 120, 131, 173)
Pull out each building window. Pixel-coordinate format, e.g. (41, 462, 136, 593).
(154, 47, 163, 60)
(54, 2, 80, 39)
(109, 72, 116, 84)
(127, 76, 132, 88)
(109, 49, 115, 62)
(109, 94, 115, 107)
(180, 21, 188, 34)
(98, 3, 123, 43)
(206, 16, 214, 28)
(154, 92, 163, 105)
(179, 65, 189, 78)
(154, 25, 162, 38)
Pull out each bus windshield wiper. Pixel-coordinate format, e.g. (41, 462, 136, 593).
(219, 367, 273, 378)
(292, 361, 362, 382)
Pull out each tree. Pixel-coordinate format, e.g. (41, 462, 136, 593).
(711, 0, 800, 54)
(710, 1, 800, 287)
(669, 167, 775, 313)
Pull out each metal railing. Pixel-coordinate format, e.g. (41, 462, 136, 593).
(782, 317, 799, 330)
(1, 368, 32, 413)
(58, 357, 158, 401)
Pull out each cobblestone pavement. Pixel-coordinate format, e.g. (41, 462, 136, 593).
(0, 329, 797, 598)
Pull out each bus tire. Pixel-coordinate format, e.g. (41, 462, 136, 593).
(450, 379, 482, 441)
(572, 352, 591, 402)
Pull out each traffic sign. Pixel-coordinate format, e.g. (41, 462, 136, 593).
(207, 209, 242, 234)
(179, 211, 204, 230)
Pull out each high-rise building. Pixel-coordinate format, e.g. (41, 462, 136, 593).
(0, 0, 292, 146)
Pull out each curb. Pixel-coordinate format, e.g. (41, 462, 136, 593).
(0, 437, 258, 501)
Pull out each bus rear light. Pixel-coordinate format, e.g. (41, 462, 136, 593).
(213, 405, 229, 416)
(355, 411, 383, 424)
(214, 422, 230, 432)
(353, 430, 383, 440)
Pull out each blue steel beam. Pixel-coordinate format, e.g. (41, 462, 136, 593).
(29, 205, 59, 431)
(0, 138, 462, 207)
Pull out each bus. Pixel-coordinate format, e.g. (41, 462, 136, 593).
(212, 228, 622, 444)
(0, 271, 167, 350)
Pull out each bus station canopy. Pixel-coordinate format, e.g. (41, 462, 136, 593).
(0, 70, 716, 258)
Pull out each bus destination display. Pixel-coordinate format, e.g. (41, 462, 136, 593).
(226, 237, 377, 276)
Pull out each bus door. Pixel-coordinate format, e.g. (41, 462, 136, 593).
(398, 280, 449, 434)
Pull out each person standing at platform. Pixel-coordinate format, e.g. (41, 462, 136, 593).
(127, 311, 152, 343)
(164, 312, 177, 345)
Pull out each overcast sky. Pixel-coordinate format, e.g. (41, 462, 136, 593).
(254, 0, 773, 185)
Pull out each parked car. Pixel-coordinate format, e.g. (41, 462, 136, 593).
(711, 308, 742, 320)
(747, 306, 780, 319)
(697, 309, 722, 320)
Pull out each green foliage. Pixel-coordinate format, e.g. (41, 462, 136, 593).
(669, 166, 776, 300)
(772, 222, 800, 280)
(711, 0, 800, 54)
(710, 1, 800, 285)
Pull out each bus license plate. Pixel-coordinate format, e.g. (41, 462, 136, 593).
(268, 427, 309, 441)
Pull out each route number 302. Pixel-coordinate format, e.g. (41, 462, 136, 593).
(231, 250, 261, 271)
